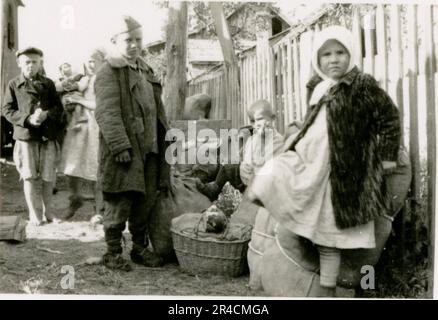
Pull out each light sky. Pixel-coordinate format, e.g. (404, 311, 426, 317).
(18, 0, 168, 79)
(17, 0, 314, 79)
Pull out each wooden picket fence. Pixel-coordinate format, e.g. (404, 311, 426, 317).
(188, 4, 437, 296)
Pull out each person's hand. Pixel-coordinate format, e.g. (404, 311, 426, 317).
(36, 109, 48, 124)
(28, 113, 41, 127)
(382, 161, 397, 170)
(115, 150, 131, 163)
(28, 108, 47, 127)
(64, 96, 75, 105)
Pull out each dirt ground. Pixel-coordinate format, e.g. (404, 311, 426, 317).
(0, 161, 261, 297)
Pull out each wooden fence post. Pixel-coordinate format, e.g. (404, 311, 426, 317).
(376, 4, 388, 91)
(420, 4, 437, 298)
(163, 1, 188, 120)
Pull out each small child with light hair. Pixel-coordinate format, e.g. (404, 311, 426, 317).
(240, 100, 284, 185)
(196, 99, 284, 200)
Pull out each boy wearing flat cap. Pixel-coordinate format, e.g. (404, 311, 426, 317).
(94, 16, 170, 271)
(2, 47, 65, 225)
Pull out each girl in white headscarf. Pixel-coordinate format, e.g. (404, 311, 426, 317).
(248, 26, 401, 296)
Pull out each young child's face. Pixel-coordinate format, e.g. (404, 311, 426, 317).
(253, 109, 275, 132)
(318, 40, 350, 80)
(60, 63, 73, 77)
(17, 54, 42, 78)
(112, 28, 143, 62)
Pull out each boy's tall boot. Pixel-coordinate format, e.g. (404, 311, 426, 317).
(102, 224, 132, 271)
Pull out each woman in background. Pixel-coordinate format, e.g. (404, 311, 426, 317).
(59, 49, 105, 219)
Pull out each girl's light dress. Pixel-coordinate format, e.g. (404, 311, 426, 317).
(250, 104, 375, 249)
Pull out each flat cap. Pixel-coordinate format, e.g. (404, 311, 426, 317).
(16, 47, 43, 58)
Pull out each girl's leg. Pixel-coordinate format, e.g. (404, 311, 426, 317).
(23, 179, 42, 225)
(316, 245, 341, 297)
(93, 181, 104, 216)
(42, 180, 59, 223)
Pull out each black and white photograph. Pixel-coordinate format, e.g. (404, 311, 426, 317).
(0, 0, 437, 301)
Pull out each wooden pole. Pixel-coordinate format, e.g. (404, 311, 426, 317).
(364, 12, 376, 76)
(420, 4, 436, 298)
(210, 2, 237, 68)
(376, 5, 388, 91)
(210, 2, 239, 123)
(352, 7, 363, 71)
(163, 1, 188, 120)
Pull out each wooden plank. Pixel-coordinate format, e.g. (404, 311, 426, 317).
(268, 47, 276, 116)
(263, 44, 268, 99)
(282, 43, 290, 127)
(250, 54, 255, 105)
(420, 4, 436, 297)
(364, 12, 376, 76)
(247, 56, 252, 109)
(389, 5, 405, 142)
(280, 44, 286, 132)
(376, 4, 388, 90)
(245, 57, 250, 124)
(276, 45, 283, 132)
(287, 38, 295, 122)
(434, 72, 438, 300)
(299, 31, 313, 118)
(240, 58, 245, 125)
(254, 49, 259, 101)
(352, 7, 363, 70)
(292, 38, 302, 120)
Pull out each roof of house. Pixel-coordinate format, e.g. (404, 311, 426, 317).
(145, 2, 292, 50)
(238, 3, 333, 55)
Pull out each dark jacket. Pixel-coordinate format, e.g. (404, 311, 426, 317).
(2, 73, 65, 141)
(94, 55, 170, 195)
(290, 67, 401, 229)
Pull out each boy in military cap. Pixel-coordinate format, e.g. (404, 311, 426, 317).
(2, 47, 65, 225)
(94, 16, 170, 271)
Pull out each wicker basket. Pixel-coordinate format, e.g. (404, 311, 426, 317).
(171, 215, 250, 277)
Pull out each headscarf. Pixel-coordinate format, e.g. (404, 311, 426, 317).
(83, 49, 106, 75)
(309, 26, 356, 106)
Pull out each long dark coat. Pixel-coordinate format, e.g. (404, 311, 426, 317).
(94, 55, 169, 196)
(289, 67, 401, 229)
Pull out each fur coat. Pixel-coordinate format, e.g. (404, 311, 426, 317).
(289, 67, 401, 229)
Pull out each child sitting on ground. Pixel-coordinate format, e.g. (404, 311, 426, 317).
(196, 100, 284, 200)
(56, 62, 87, 131)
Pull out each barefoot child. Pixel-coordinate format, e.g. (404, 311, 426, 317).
(2, 47, 65, 225)
(247, 26, 401, 296)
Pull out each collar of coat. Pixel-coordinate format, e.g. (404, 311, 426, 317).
(306, 66, 360, 92)
(17, 73, 45, 88)
(106, 53, 159, 82)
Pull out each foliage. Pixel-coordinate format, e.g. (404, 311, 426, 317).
(358, 161, 431, 298)
(142, 48, 166, 84)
